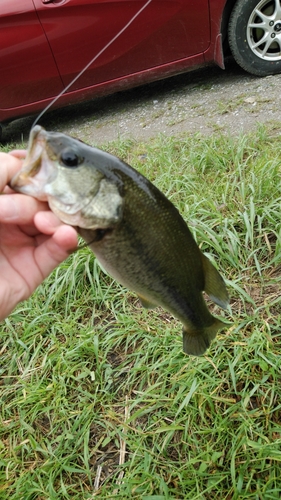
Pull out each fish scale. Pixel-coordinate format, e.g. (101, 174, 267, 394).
(10, 125, 230, 356)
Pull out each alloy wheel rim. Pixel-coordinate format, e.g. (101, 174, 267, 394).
(247, 0, 281, 61)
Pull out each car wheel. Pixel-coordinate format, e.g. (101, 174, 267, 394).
(228, 0, 281, 76)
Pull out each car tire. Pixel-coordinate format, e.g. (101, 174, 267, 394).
(228, 0, 281, 76)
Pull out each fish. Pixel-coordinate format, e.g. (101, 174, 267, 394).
(10, 125, 229, 356)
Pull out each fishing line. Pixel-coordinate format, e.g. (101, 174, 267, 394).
(32, 0, 153, 128)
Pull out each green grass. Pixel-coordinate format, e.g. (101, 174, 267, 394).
(1, 125, 281, 499)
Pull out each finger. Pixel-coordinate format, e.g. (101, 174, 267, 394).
(9, 150, 27, 159)
(34, 225, 78, 281)
(0, 152, 25, 191)
(6, 150, 27, 193)
(3, 185, 18, 194)
(0, 193, 48, 224)
(34, 211, 72, 235)
(53, 225, 78, 251)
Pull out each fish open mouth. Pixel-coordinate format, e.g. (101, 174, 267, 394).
(10, 161, 50, 201)
(9, 126, 58, 201)
(19, 125, 48, 175)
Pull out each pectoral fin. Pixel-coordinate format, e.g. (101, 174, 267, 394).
(201, 254, 229, 309)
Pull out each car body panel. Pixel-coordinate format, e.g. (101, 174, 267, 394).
(0, 0, 63, 110)
(0, 0, 228, 124)
(33, 0, 210, 88)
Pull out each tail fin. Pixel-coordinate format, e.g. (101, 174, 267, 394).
(182, 318, 227, 356)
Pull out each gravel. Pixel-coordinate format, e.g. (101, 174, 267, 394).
(3, 58, 281, 145)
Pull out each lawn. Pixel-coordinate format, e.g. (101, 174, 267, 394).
(1, 125, 281, 499)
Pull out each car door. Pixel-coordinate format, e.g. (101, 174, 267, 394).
(0, 0, 64, 111)
(32, 0, 210, 91)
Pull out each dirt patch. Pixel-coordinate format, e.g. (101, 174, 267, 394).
(3, 59, 281, 145)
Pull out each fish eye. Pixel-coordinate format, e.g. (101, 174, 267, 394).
(60, 149, 83, 168)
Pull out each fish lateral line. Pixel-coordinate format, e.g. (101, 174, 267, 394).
(10, 125, 231, 357)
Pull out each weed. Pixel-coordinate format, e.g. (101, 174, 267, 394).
(1, 125, 281, 498)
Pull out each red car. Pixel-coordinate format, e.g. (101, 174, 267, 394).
(1, 0, 281, 134)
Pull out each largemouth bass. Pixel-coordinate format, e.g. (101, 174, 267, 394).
(10, 125, 229, 356)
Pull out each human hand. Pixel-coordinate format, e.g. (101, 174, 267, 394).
(0, 150, 78, 320)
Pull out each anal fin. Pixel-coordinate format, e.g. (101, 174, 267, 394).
(137, 294, 156, 309)
(201, 254, 229, 309)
